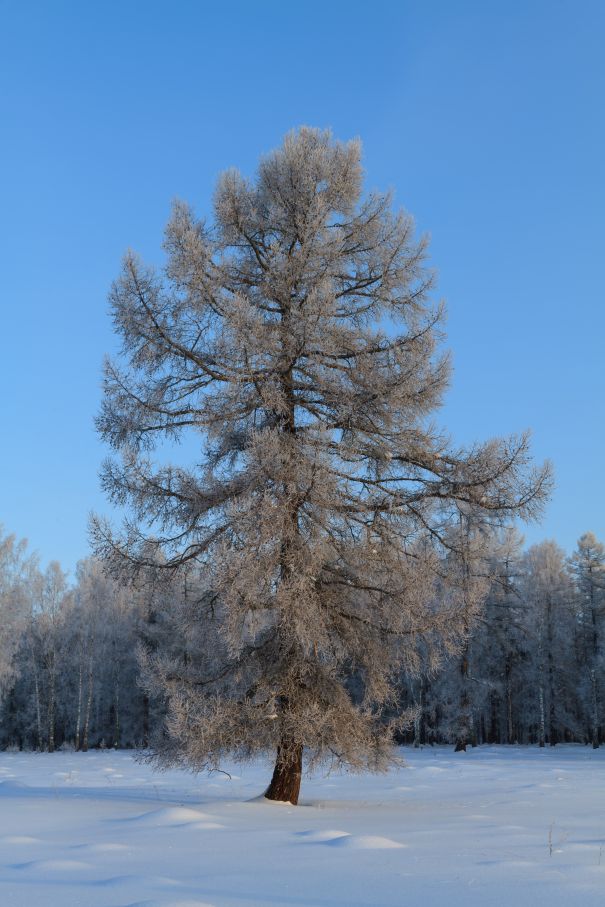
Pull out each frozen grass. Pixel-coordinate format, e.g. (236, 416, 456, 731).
(1, 745, 604, 905)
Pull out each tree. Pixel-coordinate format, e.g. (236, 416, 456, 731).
(569, 532, 605, 748)
(518, 541, 576, 746)
(66, 558, 147, 750)
(24, 561, 70, 752)
(0, 527, 38, 712)
(476, 527, 526, 745)
(410, 528, 523, 747)
(94, 127, 551, 803)
(68, 558, 125, 751)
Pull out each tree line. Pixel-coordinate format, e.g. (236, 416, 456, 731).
(399, 530, 605, 750)
(0, 524, 603, 754)
(0, 539, 155, 751)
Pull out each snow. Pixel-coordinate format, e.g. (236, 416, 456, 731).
(0, 746, 604, 906)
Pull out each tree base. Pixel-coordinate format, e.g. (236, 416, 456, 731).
(265, 740, 303, 805)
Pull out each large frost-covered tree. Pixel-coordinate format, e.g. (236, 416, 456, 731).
(94, 128, 551, 803)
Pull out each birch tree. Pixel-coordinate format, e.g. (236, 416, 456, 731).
(69, 558, 113, 751)
(31, 562, 70, 752)
(94, 127, 551, 803)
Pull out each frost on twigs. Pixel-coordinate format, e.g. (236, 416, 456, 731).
(94, 127, 552, 803)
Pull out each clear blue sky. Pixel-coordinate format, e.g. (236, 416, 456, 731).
(1, 0, 603, 575)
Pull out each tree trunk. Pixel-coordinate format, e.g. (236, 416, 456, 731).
(455, 519, 473, 754)
(547, 598, 558, 746)
(413, 680, 424, 748)
(454, 646, 471, 752)
(538, 684, 545, 747)
(590, 594, 600, 749)
(82, 655, 94, 752)
(113, 684, 120, 748)
(265, 738, 303, 805)
(590, 667, 599, 749)
(75, 658, 83, 751)
(31, 658, 43, 751)
(142, 694, 150, 748)
(505, 655, 514, 744)
(47, 654, 56, 753)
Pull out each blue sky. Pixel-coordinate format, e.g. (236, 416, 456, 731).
(1, 0, 603, 575)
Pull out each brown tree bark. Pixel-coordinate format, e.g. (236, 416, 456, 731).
(265, 738, 303, 804)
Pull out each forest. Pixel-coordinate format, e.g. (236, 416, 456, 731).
(1, 524, 603, 755)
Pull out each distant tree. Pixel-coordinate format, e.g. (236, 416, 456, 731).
(94, 127, 551, 803)
(0, 527, 38, 713)
(68, 558, 117, 751)
(67, 558, 146, 750)
(479, 527, 526, 745)
(518, 541, 576, 746)
(26, 562, 70, 752)
(423, 516, 491, 753)
(420, 528, 522, 749)
(569, 532, 605, 748)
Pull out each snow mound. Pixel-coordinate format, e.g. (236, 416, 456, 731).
(1, 835, 41, 844)
(160, 902, 217, 907)
(296, 829, 351, 842)
(124, 807, 211, 826)
(74, 842, 131, 852)
(93, 874, 181, 889)
(297, 829, 406, 849)
(0, 779, 26, 792)
(15, 858, 92, 871)
(327, 834, 406, 850)
(123, 902, 217, 907)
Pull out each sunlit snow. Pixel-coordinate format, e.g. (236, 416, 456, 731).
(1, 746, 604, 906)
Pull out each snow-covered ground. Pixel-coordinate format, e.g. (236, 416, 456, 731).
(0, 746, 604, 906)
